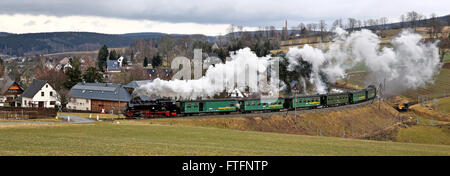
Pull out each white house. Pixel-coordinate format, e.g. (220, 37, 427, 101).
(20, 80, 60, 108)
(67, 96, 91, 111)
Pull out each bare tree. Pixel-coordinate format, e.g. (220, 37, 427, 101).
(438, 37, 450, 63)
(319, 20, 327, 41)
(158, 35, 175, 67)
(34, 67, 67, 91)
(400, 14, 406, 27)
(81, 56, 96, 72)
(427, 13, 443, 39)
(356, 20, 362, 28)
(332, 19, 343, 30)
(406, 11, 425, 30)
(379, 17, 388, 27)
(56, 88, 71, 109)
(227, 24, 236, 42)
(347, 18, 357, 30)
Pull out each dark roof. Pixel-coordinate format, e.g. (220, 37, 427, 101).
(107, 60, 120, 71)
(69, 82, 131, 102)
(146, 69, 156, 76)
(22, 80, 47, 98)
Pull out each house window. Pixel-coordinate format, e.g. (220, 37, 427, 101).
(41, 92, 44, 96)
(50, 101, 56, 105)
(86, 99, 89, 103)
(50, 91, 53, 96)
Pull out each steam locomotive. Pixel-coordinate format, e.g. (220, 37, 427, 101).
(124, 85, 377, 118)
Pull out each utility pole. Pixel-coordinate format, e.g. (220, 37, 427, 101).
(294, 90, 297, 119)
(117, 84, 121, 119)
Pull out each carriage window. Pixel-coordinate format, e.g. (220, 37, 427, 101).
(252, 101, 255, 105)
(194, 104, 198, 108)
(187, 104, 191, 108)
(230, 102, 234, 106)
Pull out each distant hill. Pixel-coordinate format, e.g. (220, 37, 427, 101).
(0, 32, 11, 37)
(0, 32, 133, 56)
(120, 32, 217, 42)
(119, 32, 167, 40)
(0, 32, 217, 56)
(354, 14, 450, 31)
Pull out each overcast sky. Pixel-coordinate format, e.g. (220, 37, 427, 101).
(0, 0, 448, 36)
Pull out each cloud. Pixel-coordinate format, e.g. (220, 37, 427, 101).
(23, 20, 35, 26)
(0, 14, 237, 35)
(0, 0, 449, 26)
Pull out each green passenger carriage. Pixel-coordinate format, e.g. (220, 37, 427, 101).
(180, 100, 238, 114)
(290, 96, 322, 108)
(350, 90, 366, 103)
(326, 93, 349, 106)
(240, 98, 285, 111)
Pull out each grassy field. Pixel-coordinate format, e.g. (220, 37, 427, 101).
(0, 122, 449, 156)
(436, 97, 450, 114)
(411, 96, 450, 115)
(410, 104, 450, 122)
(396, 125, 450, 145)
(444, 53, 450, 63)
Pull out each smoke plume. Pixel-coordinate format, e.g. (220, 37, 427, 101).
(135, 48, 275, 100)
(286, 28, 441, 95)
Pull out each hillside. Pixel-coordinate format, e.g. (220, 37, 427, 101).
(0, 32, 11, 37)
(0, 122, 449, 155)
(0, 32, 132, 56)
(0, 32, 216, 56)
(143, 101, 404, 139)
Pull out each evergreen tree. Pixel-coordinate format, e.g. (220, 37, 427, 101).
(83, 67, 103, 83)
(143, 57, 149, 67)
(130, 50, 134, 64)
(109, 50, 118, 60)
(151, 54, 162, 68)
(97, 45, 109, 71)
(0, 57, 4, 78)
(64, 58, 82, 89)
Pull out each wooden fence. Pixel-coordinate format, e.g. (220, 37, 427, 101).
(0, 107, 57, 120)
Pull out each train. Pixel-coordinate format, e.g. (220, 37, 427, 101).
(124, 85, 377, 118)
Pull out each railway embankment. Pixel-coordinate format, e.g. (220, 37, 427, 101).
(140, 101, 411, 140)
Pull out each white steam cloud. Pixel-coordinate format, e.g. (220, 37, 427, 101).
(287, 28, 442, 95)
(135, 48, 276, 100)
(135, 28, 441, 99)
